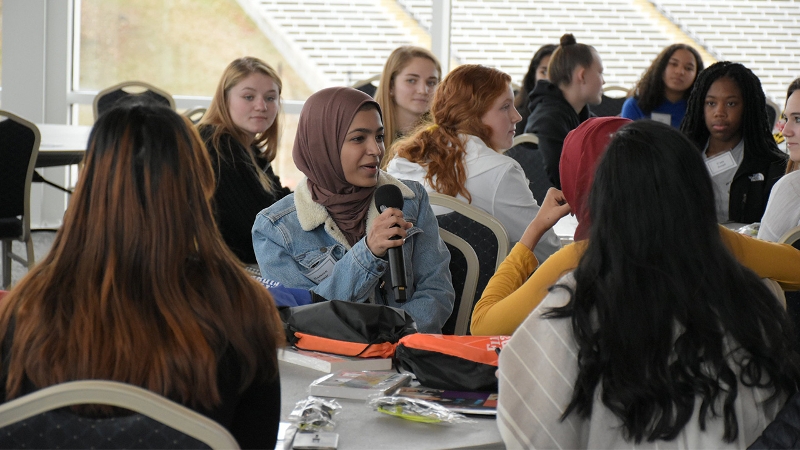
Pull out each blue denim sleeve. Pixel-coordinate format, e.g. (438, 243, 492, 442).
(398, 184, 455, 333)
(252, 211, 387, 302)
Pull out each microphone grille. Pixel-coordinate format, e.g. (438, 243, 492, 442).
(374, 184, 404, 210)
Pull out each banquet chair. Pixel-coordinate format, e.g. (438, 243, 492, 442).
(351, 74, 380, 98)
(504, 134, 552, 204)
(779, 225, 800, 249)
(184, 107, 208, 125)
(429, 193, 509, 335)
(0, 111, 40, 289)
(0, 380, 239, 449)
(592, 85, 628, 117)
(438, 229, 479, 335)
(93, 81, 176, 120)
(779, 225, 800, 350)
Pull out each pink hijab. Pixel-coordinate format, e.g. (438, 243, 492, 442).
(559, 117, 631, 241)
(293, 87, 382, 246)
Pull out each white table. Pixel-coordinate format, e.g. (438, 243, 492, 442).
(279, 361, 504, 450)
(35, 124, 91, 167)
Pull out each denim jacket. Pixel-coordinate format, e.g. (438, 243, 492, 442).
(252, 172, 454, 333)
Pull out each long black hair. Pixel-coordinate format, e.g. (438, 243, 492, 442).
(681, 61, 784, 162)
(514, 44, 557, 108)
(547, 120, 800, 443)
(632, 44, 704, 113)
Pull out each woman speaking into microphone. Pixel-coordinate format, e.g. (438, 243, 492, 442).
(252, 87, 454, 333)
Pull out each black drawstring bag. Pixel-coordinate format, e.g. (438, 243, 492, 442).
(278, 300, 417, 358)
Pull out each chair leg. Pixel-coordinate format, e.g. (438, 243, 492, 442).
(1, 240, 11, 290)
(24, 235, 35, 269)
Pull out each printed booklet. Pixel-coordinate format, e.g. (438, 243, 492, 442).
(395, 386, 498, 416)
(309, 370, 412, 400)
(279, 347, 392, 373)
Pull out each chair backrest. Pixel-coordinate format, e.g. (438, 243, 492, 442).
(0, 380, 240, 449)
(429, 193, 509, 334)
(511, 133, 539, 147)
(779, 225, 800, 250)
(503, 139, 553, 204)
(438, 229, 479, 335)
(351, 74, 380, 98)
(93, 81, 176, 121)
(183, 106, 208, 125)
(766, 98, 781, 131)
(0, 111, 40, 235)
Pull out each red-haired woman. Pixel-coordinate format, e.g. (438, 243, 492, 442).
(386, 64, 560, 262)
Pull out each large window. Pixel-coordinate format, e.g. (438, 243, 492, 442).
(76, 0, 312, 187)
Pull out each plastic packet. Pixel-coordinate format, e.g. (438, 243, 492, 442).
(289, 396, 342, 432)
(736, 222, 760, 237)
(368, 395, 476, 424)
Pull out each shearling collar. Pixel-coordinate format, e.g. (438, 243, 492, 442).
(294, 171, 415, 249)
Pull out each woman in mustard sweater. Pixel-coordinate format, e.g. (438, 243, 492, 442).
(471, 117, 800, 336)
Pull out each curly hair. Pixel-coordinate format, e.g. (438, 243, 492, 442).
(631, 44, 704, 113)
(548, 120, 800, 443)
(681, 61, 784, 162)
(393, 64, 511, 202)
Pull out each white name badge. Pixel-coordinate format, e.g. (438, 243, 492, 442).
(305, 252, 337, 284)
(706, 151, 738, 176)
(651, 112, 672, 126)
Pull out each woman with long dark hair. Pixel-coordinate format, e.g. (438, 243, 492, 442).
(681, 61, 787, 223)
(621, 43, 704, 128)
(514, 44, 557, 135)
(471, 117, 800, 336)
(0, 103, 285, 449)
(498, 120, 800, 448)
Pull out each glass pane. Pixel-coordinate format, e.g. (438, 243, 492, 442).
(73, 104, 303, 190)
(77, 0, 311, 100)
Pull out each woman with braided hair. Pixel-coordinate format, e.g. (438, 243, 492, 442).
(680, 61, 787, 224)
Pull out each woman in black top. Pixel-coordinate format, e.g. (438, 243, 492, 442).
(199, 57, 291, 264)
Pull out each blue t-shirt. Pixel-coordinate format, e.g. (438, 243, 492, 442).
(620, 97, 688, 128)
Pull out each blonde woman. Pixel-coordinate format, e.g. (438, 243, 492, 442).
(376, 46, 441, 169)
(199, 57, 291, 264)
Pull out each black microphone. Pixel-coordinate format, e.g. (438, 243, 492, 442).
(374, 184, 407, 303)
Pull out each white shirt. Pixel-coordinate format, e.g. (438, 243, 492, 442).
(704, 139, 745, 223)
(757, 169, 800, 242)
(386, 134, 560, 262)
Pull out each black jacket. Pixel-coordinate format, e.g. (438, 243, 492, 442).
(749, 393, 800, 449)
(201, 126, 291, 264)
(524, 80, 592, 189)
(728, 151, 787, 223)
